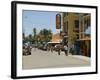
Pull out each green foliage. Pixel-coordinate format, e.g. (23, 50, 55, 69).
(38, 29, 52, 43)
(33, 28, 36, 37)
(68, 31, 77, 44)
(23, 28, 52, 45)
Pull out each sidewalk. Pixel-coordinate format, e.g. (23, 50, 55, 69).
(68, 54, 90, 62)
(58, 51, 90, 62)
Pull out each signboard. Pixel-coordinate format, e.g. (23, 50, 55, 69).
(56, 14, 61, 29)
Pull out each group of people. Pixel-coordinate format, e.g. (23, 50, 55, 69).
(57, 44, 68, 56)
(23, 42, 76, 56)
(47, 44, 68, 56)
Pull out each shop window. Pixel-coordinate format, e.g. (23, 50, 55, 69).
(75, 20, 79, 28)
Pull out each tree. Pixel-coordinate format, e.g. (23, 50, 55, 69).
(69, 32, 77, 44)
(38, 29, 52, 43)
(23, 33, 26, 44)
(28, 34, 33, 43)
(32, 28, 37, 43)
(33, 28, 36, 37)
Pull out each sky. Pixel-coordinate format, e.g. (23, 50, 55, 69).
(22, 10, 91, 36)
(22, 10, 60, 36)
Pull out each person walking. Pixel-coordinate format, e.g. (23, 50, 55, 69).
(70, 44, 74, 55)
(58, 45, 61, 55)
(51, 46, 54, 53)
(64, 45, 68, 56)
(55, 44, 61, 55)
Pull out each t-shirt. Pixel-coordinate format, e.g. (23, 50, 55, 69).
(64, 46, 67, 50)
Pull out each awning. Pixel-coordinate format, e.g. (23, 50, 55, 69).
(77, 37, 91, 41)
(48, 42, 61, 44)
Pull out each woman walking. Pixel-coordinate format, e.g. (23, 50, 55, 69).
(64, 45, 68, 56)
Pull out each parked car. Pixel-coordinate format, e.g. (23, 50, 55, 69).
(38, 44, 43, 50)
(23, 44, 31, 56)
(42, 44, 48, 51)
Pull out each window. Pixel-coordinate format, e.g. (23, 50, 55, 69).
(75, 20, 79, 28)
(63, 21, 68, 33)
(76, 34, 79, 39)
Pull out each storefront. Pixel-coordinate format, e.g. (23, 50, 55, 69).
(77, 37, 91, 57)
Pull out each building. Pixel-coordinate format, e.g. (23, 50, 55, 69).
(51, 33, 62, 43)
(62, 13, 79, 54)
(62, 12, 91, 57)
(78, 14, 91, 57)
(47, 33, 63, 48)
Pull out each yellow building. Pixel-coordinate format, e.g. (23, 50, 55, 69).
(62, 13, 91, 57)
(63, 13, 79, 52)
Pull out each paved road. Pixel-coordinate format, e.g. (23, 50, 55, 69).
(22, 48, 91, 69)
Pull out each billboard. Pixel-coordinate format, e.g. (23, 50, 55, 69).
(56, 14, 61, 29)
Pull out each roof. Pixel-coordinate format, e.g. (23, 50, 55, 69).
(48, 42, 61, 44)
(51, 33, 62, 42)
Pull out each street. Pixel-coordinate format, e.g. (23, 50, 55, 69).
(22, 48, 91, 69)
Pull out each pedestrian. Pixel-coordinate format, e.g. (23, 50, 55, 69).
(57, 44, 61, 55)
(64, 45, 68, 56)
(51, 46, 53, 53)
(47, 45, 50, 51)
(70, 44, 74, 55)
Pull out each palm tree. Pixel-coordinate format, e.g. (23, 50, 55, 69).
(33, 28, 36, 37)
(38, 29, 52, 43)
